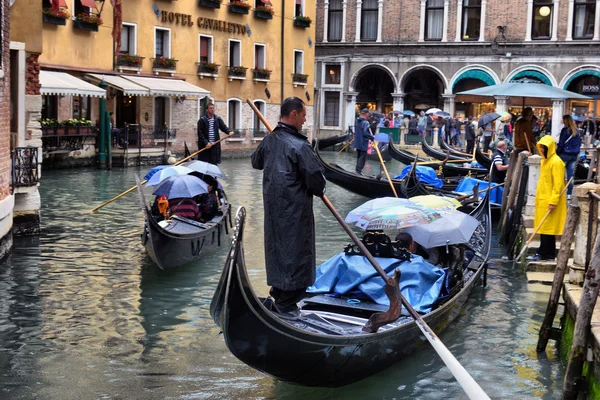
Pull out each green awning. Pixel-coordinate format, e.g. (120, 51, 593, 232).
(511, 70, 552, 86)
(563, 70, 600, 89)
(452, 69, 496, 90)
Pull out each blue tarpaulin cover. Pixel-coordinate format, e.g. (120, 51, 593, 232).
(455, 177, 503, 204)
(307, 253, 446, 313)
(395, 165, 444, 189)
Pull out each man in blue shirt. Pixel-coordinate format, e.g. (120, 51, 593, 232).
(354, 108, 375, 175)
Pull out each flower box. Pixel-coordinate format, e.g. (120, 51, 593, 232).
(254, 7, 273, 20)
(117, 54, 145, 73)
(43, 14, 67, 25)
(293, 16, 311, 28)
(66, 126, 79, 135)
(55, 127, 65, 136)
(228, 2, 250, 14)
(228, 66, 248, 80)
(73, 20, 98, 31)
(74, 13, 103, 32)
(43, 8, 69, 25)
(41, 127, 55, 136)
(79, 127, 93, 135)
(252, 68, 272, 81)
(292, 73, 308, 83)
(197, 62, 220, 79)
(198, 0, 221, 8)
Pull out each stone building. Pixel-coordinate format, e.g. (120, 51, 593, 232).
(315, 0, 600, 139)
(1, 0, 13, 259)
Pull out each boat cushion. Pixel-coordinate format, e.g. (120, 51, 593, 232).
(455, 177, 503, 205)
(395, 165, 444, 188)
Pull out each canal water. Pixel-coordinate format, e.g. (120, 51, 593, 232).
(0, 152, 564, 399)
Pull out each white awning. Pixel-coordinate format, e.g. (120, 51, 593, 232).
(85, 73, 150, 97)
(39, 71, 106, 98)
(121, 75, 211, 98)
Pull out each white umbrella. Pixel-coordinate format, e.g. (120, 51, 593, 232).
(405, 211, 479, 248)
(426, 108, 443, 115)
(144, 165, 194, 187)
(184, 160, 227, 180)
(457, 79, 591, 100)
(345, 197, 413, 223)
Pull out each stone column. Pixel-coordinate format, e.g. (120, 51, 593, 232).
(525, 155, 542, 217)
(455, 0, 463, 41)
(525, 0, 534, 41)
(442, 94, 455, 116)
(433, 127, 439, 148)
(419, 0, 427, 42)
(495, 96, 508, 131)
(594, 0, 600, 40)
(376, 0, 384, 42)
(570, 183, 600, 284)
(551, 0, 560, 41)
(341, 0, 348, 42)
(323, 0, 329, 43)
(392, 92, 405, 112)
(355, 0, 362, 42)
(551, 99, 564, 142)
(345, 91, 358, 134)
(479, 0, 487, 42)
(566, 0, 575, 40)
(442, 0, 449, 42)
(400, 126, 406, 146)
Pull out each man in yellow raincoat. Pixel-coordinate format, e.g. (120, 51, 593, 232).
(528, 135, 567, 261)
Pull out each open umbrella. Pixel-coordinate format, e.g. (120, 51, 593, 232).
(410, 195, 461, 210)
(152, 175, 208, 200)
(370, 110, 384, 118)
(144, 165, 194, 187)
(500, 112, 512, 122)
(355, 204, 441, 231)
(478, 112, 501, 127)
(404, 211, 479, 248)
(143, 165, 170, 181)
(457, 78, 591, 100)
(403, 110, 416, 117)
(345, 197, 414, 223)
(184, 160, 227, 179)
(426, 108, 442, 115)
(435, 111, 452, 119)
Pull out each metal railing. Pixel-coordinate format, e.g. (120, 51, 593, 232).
(11, 147, 39, 187)
(116, 124, 177, 149)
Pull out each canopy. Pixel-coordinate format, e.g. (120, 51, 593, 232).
(123, 75, 210, 98)
(86, 73, 150, 96)
(40, 71, 106, 98)
(457, 79, 591, 100)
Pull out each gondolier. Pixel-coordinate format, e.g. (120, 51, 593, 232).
(197, 103, 233, 164)
(490, 141, 509, 184)
(354, 108, 375, 175)
(251, 97, 326, 314)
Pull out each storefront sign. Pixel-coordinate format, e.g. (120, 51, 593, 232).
(583, 84, 600, 94)
(160, 11, 247, 35)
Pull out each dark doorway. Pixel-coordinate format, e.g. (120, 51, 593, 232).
(116, 92, 137, 128)
(154, 97, 166, 128)
(354, 68, 394, 113)
(403, 69, 444, 112)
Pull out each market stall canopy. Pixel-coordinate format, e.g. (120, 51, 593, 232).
(86, 73, 150, 96)
(457, 79, 591, 100)
(122, 75, 210, 98)
(40, 71, 106, 98)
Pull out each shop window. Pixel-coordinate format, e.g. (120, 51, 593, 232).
(532, 0, 553, 39)
(324, 92, 340, 126)
(254, 44, 266, 68)
(294, 50, 303, 74)
(42, 96, 58, 119)
(253, 101, 266, 131)
(328, 0, 343, 42)
(199, 35, 213, 63)
(229, 40, 242, 67)
(425, 0, 444, 41)
(72, 96, 91, 120)
(227, 99, 242, 130)
(121, 23, 137, 55)
(360, 0, 378, 41)
(325, 65, 341, 85)
(154, 28, 171, 57)
(295, 0, 303, 17)
(573, 0, 596, 39)
(461, 0, 481, 40)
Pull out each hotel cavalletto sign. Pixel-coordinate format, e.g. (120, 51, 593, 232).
(160, 11, 247, 35)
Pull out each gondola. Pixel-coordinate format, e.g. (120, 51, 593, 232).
(474, 146, 492, 170)
(440, 140, 475, 159)
(422, 138, 471, 163)
(210, 192, 491, 387)
(388, 142, 488, 179)
(314, 132, 350, 150)
(136, 179, 232, 270)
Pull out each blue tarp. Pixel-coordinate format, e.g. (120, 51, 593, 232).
(455, 177, 504, 204)
(307, 253, 446, 313)
(395, 165, 444, 189)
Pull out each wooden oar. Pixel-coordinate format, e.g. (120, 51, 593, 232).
(515, 177, 573, 260)
(90, 135, 231, 212)
(246, 98, 491, 400)
(455, 182, 505, 201)
(373, 141, 398, 198)
(337, 138, 354, 154)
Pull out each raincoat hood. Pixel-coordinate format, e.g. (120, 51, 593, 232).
(537, 135, 557, 160)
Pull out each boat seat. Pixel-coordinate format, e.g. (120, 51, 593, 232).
(171, 215, 209, 229)
(302, 294, 391, 314)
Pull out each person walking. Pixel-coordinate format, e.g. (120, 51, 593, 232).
(557, 114, 582, 200)
(197, 103, 233, 164)
(408, 115, 418, 135)
(354, 108, 374, 175)
(465, 117, 476, 154)
(491, 141, 509, 184)
(417, 111, 426, 135)
(527, 135, 567, 262)
(251, 97, 327, 314)
(482, 122, 494, 152)
(513, 107, 536, 154)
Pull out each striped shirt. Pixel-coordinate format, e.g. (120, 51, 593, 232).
(207, 117, 216, 143)
(169, 198, 201, 221)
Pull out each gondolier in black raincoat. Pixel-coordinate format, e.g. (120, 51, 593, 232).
(251, 97, 326, 314)
(197, 103, 233, 164)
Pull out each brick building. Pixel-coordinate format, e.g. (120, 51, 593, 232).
(315, 0, 600, 139)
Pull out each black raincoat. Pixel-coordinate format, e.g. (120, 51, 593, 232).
(251, 122, 326, 291)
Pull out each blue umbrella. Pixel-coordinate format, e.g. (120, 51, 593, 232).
(143, 165, 170, 181)
(374, 133, 390, 143)
(457, 79, 591, 100)
(478, 112, 501, 127)
(184, 160, 227, 179)
(152, 175, 208, 200)
(403, 110, 416, 117)
(144, 165, 194, 187)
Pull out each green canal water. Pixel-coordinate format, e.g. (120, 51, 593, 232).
(0, 152, 564, 399)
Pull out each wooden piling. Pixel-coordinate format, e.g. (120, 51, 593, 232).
(499, 152, 527, 245)
(562, 222, 600, 400)
(499, 151, 519, 226)
(536, 205, 580, 353)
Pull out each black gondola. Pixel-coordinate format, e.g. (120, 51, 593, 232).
(314, 132, 350, 150)
(136, 179, 232, 270)
(474, 146, 492, 170)
(210, 192, 491, 387)
(440, 140, 476, 159)
(422, 139, 471, 163)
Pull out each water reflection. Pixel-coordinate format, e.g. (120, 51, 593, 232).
(0, 152, 563, 399)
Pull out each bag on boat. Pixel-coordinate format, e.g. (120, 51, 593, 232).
(157, 195, 169, 218)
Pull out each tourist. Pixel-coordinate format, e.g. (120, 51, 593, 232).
(168, 197, 202, 222)
(354, 108, 375, 175)
(418, 111, 426, 135)
(482, 122, 494, 152)
(465, 117, 476, 154)
(197, 103, 233, 165)
(408, 115, 418, 135)
(557, 114, 582, 199)
(196, 176, 220, 222)
(514, 107, 536, 154)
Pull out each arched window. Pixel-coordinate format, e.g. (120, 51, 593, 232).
(461, 0, 481, 41)
(328, 0, 343, 42)
(227, 99, 242, 130)
(425, 0, 444, 41)
(360, 0, 378, 41)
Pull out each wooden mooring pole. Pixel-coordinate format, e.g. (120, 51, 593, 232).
(536, 204, 580, 353)
(563, 199, 600, 400)
(499, 152, 527, 244)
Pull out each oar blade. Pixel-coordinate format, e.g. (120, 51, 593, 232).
(362, 269, 402, 333)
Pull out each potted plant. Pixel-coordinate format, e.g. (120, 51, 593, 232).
(78, 119, 93, 135)
(42, 7, 70, 25)
(252, 68, 272, 80)
(197, 62, 220, 74)
(198, 0, 222, 9)
(152, 57, 178, 70)
(254, 5, 274, 20)
(40, 118, 59, 135)
(228, 65, 248, 77)
(293, 15, 311, 28)
(117, 54, 144, 67)
(63, 119, 80, 135)
(292, 73, 309, 83)
(73, 12, 103, 32)
(229, 0, 251, 14)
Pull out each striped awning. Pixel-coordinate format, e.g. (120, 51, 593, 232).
(85, 73, 150, 96)
(122, 75, 210, 98)
(40, 71, 106, 98)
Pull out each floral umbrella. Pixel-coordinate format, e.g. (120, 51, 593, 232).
(355, 204, 441, 231)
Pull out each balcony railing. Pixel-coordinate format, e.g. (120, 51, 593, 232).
(151, 57, 178, 76)
(197, 62, 220, 79)
(228, 66, 248, 81)
(12, 147, 39, 188)
(116, 125, 177, 149)
(252, 68, 272, 82)
(117, 54, 145, 73)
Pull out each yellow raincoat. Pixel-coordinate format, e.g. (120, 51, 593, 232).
(534, 135, 567, 235)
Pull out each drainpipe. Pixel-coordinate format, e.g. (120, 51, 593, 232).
(280, 0, 285, 107)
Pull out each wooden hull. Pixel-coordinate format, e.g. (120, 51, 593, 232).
(314, 133, 349, 150)
(422, 139, 471, 163)
(210, 195, 491, 387)
(474, 147, 492, 170)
